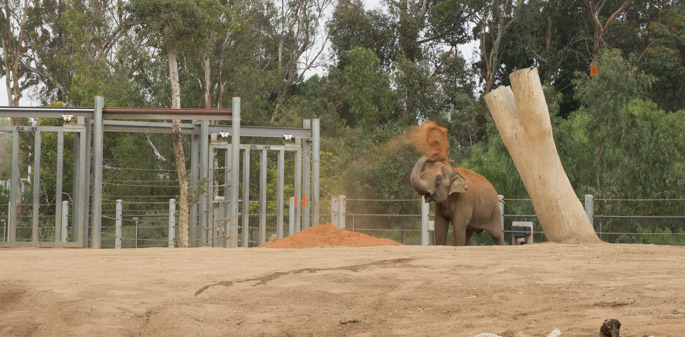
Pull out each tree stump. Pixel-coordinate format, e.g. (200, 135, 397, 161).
(484, 68, 600, 243)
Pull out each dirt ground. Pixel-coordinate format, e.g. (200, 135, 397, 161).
(1, 244, 684, 337)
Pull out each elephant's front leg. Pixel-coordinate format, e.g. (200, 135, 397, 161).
(452, 216, 469, 246)
(434, 214, 449, 245)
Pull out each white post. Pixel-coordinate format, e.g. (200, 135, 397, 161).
(115, 200, 122, 249)
(338, 195, 346, 229)
(61, 201, 69, 243)
(421, 197, 429, 246)
(331, 196, 339, 228)
(169, 199, 176, 248)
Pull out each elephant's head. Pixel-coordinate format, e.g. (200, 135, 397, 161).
(410, 157, 467, 204)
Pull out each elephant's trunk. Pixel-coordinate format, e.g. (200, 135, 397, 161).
(410, 157, 434, 196)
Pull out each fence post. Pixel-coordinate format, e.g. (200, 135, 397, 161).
(115, 200, 122, 249)
(91, 96, 104, 249)
(584, 195, 594, 226)
(338, 195, 346, 229)
(289, 197, 295, 236)
(169, 199, 176, 248)
(61, 201, 69, 243)
(421, 197, 429, 246)
(498, 195, 505, 234)
(331, 196, 339, 228)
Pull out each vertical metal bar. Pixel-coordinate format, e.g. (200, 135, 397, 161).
(200, 120, 209, 246)
(294, 139, 302, 232)
(61, 201, 69, 243)
(78, 126, 88, 247)
(421, 196, 429, 246)
(584, 195, 594, 227)
(71, 127, 80, 242)
(189, 132, 199, 246)
(32, 129, 41, 245)
(208, 143, 215, 247)
(115, 200, 122, 249)
(302, 119, 311, 230)
(9, 129, 19, 243)
(259, 148, 267, 245)
(241, 149, 250, 247)
(230, 97, 241, 248)
(169, 198, 176, 248)
(338, 195, 346, 229)
(331, 197, 339, 228)
(91, 96, 104, 248)
(277, 149, 284, 239)
(312, 118, 320, 227)
(498, 195, 505, 235)
(83, 119, 92, 246)
(224, 147, 231, 248)
(55, 131, 64, 243)
(288, 197, 295, 236)
(303, 139, 311, 230)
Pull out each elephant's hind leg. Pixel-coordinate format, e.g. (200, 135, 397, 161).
(489, 230, 505, 245)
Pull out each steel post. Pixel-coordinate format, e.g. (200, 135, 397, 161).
(241, 149, 250, 247)
(9, 129, 19, 243)
(115, 200, 122, 249)
(289, 197, 295, 236)
(71, 127, 80, 242)
(421, 197, 429, 246)
(294, 139, 302, 232)
(55, 131, 64, 243)
(230, 97, 241, 248)
(208, 143, 215, 246)
(91, 96, 104, 248)
(200, 120, 209, 246)
(277, 149, 284, 239)
(189, 132, 199, 246)
(78, 125, 88, 247)
(224, 147, 231, 248)
(169, 199, 176, 248)
(302, 119, 311, 230)
(312, 119, 320, 226)
(259, 148, 267, 245)
(498, 195, 505, 234)
(585, 195, 594, 226)
(61, 201, 68, 243)
(32, 129, 41, 245)
(303, 139, 311, 230)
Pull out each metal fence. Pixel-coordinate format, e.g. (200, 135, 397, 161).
(325, 196, 685, 245)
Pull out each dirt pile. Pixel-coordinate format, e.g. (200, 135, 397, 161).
(260, 224, 402, 248)
(408, 122, 449, 161)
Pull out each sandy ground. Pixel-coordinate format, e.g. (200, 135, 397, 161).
(1, 244, 684, 337)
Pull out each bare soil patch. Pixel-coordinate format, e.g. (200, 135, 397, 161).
(1, 243, 684, 336)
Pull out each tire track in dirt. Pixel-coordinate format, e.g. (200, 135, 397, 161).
(194, 258, 415, 296)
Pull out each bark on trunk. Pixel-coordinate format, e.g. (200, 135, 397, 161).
(484, 68, 600, 243)
(168, 46, 190, 248)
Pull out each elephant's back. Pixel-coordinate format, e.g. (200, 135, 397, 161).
(454, 168, 498, 194)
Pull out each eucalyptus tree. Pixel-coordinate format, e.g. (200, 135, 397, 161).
(126, 0, 226, 247)
(1, 0, 30, 113)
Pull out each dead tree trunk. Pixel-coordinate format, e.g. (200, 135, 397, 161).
(168, 45, 190, 248)
(484, 68, 600, 243)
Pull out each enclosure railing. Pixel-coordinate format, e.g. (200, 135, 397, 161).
(325, 195, 685, 245)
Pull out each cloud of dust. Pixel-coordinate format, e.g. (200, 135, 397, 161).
(406, 122, 449, 161)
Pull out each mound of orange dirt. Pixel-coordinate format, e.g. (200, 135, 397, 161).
(260, 224, 402, 248)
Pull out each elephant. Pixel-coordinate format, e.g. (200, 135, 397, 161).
(410, 156, 505, 246)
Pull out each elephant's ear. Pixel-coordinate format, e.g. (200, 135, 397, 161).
(449, 171, 468, 194)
